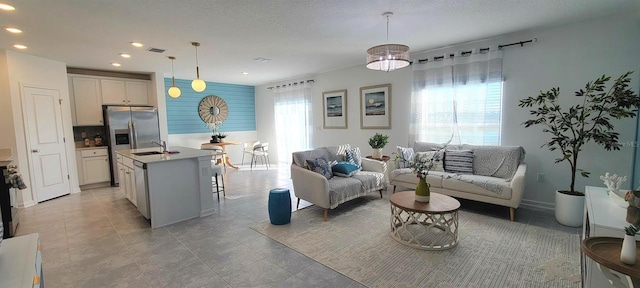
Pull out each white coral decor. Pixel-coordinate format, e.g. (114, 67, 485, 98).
(600, 173, 627, 194)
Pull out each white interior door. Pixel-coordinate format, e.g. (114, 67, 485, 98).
(23, 86, 70, 202)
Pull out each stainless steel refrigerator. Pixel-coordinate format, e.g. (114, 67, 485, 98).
(104, 106, 160, 186)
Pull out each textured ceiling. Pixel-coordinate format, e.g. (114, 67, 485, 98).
(1, 0, 638, 86)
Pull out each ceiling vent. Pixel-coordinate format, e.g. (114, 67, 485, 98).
(147, 47, 166, 53)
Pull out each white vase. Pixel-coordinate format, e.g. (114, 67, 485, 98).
(620, 234, 636, 265)
(555, 190, 585, 227)
(371, 148, 383, 159)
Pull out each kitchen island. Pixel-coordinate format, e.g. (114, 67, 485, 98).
(116, 146, 214, 228)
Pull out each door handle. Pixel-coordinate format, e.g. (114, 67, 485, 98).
(31, 149, 39, 153)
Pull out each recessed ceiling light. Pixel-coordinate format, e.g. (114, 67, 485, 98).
(241, 72, 249, 75)
(5, 27, 22, 33)
(13, 44, 26, 49)
(131, 42, 143, 48)
(120, 53, 131, 58)
(111, 62, 121, 67)
(0, 3, 15, 11)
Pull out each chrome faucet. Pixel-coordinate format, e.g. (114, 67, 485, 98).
(152, 140, 167, 153)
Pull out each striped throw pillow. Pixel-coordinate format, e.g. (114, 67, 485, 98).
(396, 146, 414, 168)
(444, 150, 474, 174)
(345, 147, 362, 166)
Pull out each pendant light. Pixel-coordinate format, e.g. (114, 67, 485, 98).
(191, 42, 206, 92)
(167, 56, 181, 98)
(366, 12, 410, 72)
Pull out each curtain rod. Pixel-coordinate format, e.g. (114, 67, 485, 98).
(267, 79, 314, 90)
(416, 38, 537, 63)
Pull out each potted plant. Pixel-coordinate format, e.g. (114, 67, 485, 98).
(216, 132, 228, 141)
(206, 121, 223, 143)
(368, 133, 389, 159)
(518, 71, 640, 227)
(621, 223, 639, 264)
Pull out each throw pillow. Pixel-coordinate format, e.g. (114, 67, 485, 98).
(396, 146, 414, 168)
(345, 147, 362, 166)
(414, 150, 444, 172)
(444, 150, 474, 174)
(332, 161, 361, 177)
(306, 157, 333, 179)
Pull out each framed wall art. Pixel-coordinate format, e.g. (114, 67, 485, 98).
(360, 84, 391, 129)
(322, 89, 348, 129)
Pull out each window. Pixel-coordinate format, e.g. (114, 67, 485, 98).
(273, 82, 313, 163)
(410, 51, 503, 145)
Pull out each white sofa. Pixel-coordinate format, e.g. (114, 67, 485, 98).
(390, 142, 526, 221)
(291, 146, 387, 220)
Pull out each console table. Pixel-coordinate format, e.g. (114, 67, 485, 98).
(583, 186, 635, 287)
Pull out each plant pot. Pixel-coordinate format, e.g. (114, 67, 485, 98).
(210, 135, 220, 143)
(555, 190, 584, 227)
(372, 148, 383, 159)
(415, 177, 430, 203)
(621, 234, 637, 265)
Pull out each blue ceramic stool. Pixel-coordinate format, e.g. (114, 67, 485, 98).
(268, 188, 291, 225)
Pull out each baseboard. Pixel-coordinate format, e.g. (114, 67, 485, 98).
(21, 200, 37, 208)
(520, 199, 554, 211)
(79, 182, 111, 191)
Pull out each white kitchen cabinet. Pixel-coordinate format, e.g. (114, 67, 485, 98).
(126, 81, 149, 105)
(77, 148, 110, 186)
(101, 79, 149, 105)
(69, 76, 103, 126)
(117, 154, 137, 206)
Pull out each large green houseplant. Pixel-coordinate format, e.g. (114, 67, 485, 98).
(519, 71, 640, 226)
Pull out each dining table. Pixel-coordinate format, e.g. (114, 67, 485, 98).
(201, 141, 241, 169)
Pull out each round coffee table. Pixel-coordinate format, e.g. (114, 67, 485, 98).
(390, 191, 460, 250)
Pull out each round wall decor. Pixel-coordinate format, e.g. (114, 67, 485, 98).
(198, 95, 228, 123)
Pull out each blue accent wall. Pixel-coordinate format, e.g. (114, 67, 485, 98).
(165, 78, 256, 134)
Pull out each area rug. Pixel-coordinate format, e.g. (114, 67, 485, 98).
(251, 195, 581, 288)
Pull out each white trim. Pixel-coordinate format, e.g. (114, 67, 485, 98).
(20, 200, 37, 208)
(520, 199, 554, 211)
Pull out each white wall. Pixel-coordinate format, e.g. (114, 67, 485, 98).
(256, 12, 640, 208)
(1, 50, 80, 206)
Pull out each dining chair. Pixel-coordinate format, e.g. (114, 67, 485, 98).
(251, 142, 270, 169)
(241, 141, 260, 166)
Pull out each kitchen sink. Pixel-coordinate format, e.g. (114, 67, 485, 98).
(132, 151, 164, 156)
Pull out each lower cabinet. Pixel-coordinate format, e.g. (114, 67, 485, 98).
(117, 155, 137, 206)
(77, 148, 110, 187)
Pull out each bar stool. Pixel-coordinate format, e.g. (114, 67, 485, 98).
(212, 164, 225, 200)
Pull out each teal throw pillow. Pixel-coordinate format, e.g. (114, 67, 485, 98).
(332, 161, 361, 177)
(306, 157, 333, 179)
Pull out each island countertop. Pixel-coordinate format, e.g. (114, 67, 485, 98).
(116, 146, 212, 163)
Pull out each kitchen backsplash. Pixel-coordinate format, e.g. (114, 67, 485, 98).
(73, 126, 106, 142)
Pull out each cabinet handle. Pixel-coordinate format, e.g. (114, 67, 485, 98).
(122, 100, 126, 103)
(31, 149, 39, 153)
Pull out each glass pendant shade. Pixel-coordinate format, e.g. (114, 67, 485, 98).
(192, 78, 206, 92)
(191, 42, 206, 92)
(167, 56, 181, 98)
(168, 85, 181, 98)
(366, 12, 410, 72)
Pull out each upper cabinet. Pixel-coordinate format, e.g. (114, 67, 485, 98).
(70, 76, 103, 126)
(101, 79, 149, 105)
(69, 73, 151, 126)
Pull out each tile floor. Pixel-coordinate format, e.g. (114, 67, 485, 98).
(15, 163, 578, 288)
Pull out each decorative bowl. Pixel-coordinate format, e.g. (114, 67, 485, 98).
(609, 190, 628, 208)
